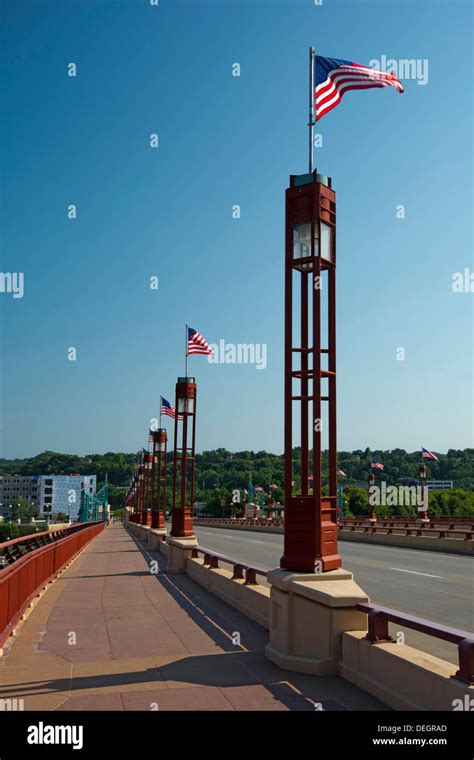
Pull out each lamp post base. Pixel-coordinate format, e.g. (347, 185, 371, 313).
(148, 528, 167, 550)
(165, 535, 197, 574)
(265, 567, 369, 675)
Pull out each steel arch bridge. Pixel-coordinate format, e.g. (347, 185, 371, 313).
(78, 480, 109, 523)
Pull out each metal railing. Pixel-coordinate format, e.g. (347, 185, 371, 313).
(0, 521, 104, 648)
(339, 523, 473, 540)
(357, 602, 474, 686)
(194, 517, 284, 528)
(194, 517, 473, 539)
(191, 546, 268, 585)
(0, 523, 100, 567)
(340, 517, 474, 530)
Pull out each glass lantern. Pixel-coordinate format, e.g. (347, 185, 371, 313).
(156, 430, 167, 452)
(177, 377, 196, 415)
(320, 221, 333, 262)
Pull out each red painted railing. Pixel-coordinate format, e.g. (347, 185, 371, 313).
(194, 517, 284, 528)
(0, 522, 104, 648)
(194, 517, 473, 539)
(191, 546, 268, 585)
(339, 523, 473, 540)
(357, 602, 474, 686)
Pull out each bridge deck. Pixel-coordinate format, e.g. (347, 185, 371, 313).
(0, 525, 387, 711)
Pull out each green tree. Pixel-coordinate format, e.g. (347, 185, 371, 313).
(0, 522, 21, 541)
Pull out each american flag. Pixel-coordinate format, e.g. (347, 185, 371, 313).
(149, 430, 154, 443)
(187, 326, 214, 355)
(161, 397, 183, 421)
(336, 469, 347, 477)
(315, 55, 404, 121)
(422, 447, 438, 461)
(371, 461, 384, 471)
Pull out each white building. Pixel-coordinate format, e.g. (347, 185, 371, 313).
(37, 475, 96, 520)
(426, 480, 454, 492)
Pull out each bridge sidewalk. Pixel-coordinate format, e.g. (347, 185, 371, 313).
(0, 524, 388, 711)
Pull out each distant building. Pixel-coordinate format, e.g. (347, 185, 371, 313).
(37, 475, 96, 520)
(0, 474, 97, 521)
(426, 480, 453, 492)
(0, 475, 40, 517)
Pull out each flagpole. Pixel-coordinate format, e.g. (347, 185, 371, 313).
(309, 46, 315, 173)
(185, 322, 188, 377)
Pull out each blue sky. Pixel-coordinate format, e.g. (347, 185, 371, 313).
(1, 0, 472, 458)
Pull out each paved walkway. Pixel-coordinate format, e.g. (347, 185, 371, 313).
(0, 525, 388, 711)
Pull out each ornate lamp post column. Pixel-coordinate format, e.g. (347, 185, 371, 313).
(149, 429, 167, 545)
(368, 473, 377, 523)
(281, 170, 341, 572)
(151, 428, 168, 529)
(419, 465, 429, 523)
(266, 169, 367, 676)
(138, 464, 145, 525)
(132, 475, 138, 522)
(144, 452, 154, 525)
(167, 377, 198, 572)
(171, 377, 197, 538)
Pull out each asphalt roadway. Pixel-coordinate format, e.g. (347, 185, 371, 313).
(194, 526, 474, 665)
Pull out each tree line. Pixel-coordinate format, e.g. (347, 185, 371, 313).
(1, 447, 472, 515)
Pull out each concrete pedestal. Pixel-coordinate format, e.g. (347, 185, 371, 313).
(166, 536, 198, 574)
(244, 503, 260, 519)
(148, 528, 167, 550)
(265, 567, 369, 676)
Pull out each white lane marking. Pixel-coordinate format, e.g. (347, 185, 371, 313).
(252, 540, 265, 544)
(390, 567, 444, 579)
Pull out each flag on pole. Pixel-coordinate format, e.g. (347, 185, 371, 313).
(161, 397, 183, 421)
(336, 469, 347, 477)
(421, 447, 439, 461)
(187, 326, 214, 355)
(314, 55, 404, 121)
(371, 461, 384, 471)
(149, 430, 154, 443)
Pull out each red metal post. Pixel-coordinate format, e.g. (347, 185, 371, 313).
(138, 464, 145, 524)
(419, 465, 429, 523)
(281, 170, 341, 572)
(368, 473, 377, 522)
(171, 377, 197, 538)
(151, 429, 167, 529)
(146, 452, 154, 525)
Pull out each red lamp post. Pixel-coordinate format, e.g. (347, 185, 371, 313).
(151, 429, 167, 530)
(281, 170, 341, 573)
(171, 377, 197, 538)
(419, 465, 429, 523)
(144, 452, 154, 525)
(131, 475, 138, 522)
(138, 464, 145, 524)
(368, 473, 377, 523)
